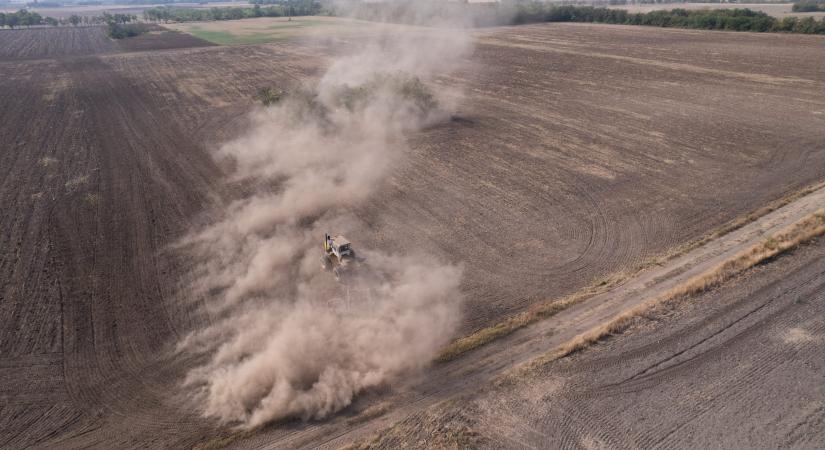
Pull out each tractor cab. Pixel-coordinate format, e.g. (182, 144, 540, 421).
(323, 233, 357, 282)
(324, 234, 354, 261)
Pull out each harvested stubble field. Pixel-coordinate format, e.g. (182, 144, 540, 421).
(1, 19, 825, 448)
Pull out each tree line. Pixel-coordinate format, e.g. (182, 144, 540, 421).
(0, 9, 57, 28)
(143, 1, 321, 23)
(792, 0, 825, 12)
(4, 1, 825, 37)
(0, 9, 146, 39)
(629, 0, 788, 3)
(102, 12, 148, 39)
(342, 1, 825, 35)
(592, 0, 805, 4)
(0, 9, 138, 29)
(508, 4, 825, 34)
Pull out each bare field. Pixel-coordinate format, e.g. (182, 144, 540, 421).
(393, 23, 825, 331)
(2, 20, 825, 448)
(0, 26, 213, 60)
(367, 237, 825, 448)
(0, 26, 116, 59)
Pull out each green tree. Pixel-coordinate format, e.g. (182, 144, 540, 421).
(774, 16, 797, 32)
(69, 14, 81, 26)
(30, 12, 43, 26)
(792, 1, 825, 13)
(794, 16, 817, 33)
(17, 9, 31, 27)
(6, 12, 19, 29)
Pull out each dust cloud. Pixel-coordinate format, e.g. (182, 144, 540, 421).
(179, 15, 471, 427)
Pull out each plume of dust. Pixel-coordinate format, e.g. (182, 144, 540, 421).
(179, 17, 471, 428)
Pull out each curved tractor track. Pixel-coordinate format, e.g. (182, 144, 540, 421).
(0, 53, 220, 448)
(224, 185, 825, 450)
(1, 23, 825, 448)
(458, 237, 825, 449)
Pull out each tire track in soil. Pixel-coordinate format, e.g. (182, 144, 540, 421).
(0, 49, 222, 447)
(4, 24, 825, 448)
(625, 270, 825, 385)
(515, 245, 825, 449)
(1, 32, 329, 448)
(643, 277, 825, 449)
(235, 189, 825, 449)
(556, 262, 825, 387)
(46, 55, 222, 446)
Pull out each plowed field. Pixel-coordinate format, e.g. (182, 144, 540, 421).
(2, 21, 825, 448)
(369, 237, 825, 449)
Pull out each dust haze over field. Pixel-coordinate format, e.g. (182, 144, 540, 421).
(5, 10, 825, 449)
(178, 18, 471, 427)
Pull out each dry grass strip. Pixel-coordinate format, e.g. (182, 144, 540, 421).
(436, 271, 628, 362)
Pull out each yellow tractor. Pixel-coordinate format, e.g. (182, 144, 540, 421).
(322, 233, 356, 281)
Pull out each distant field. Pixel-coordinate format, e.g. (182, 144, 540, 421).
(607, 2, 825, 18)
(167, 16, 374, 45)
(0, 25, 213, 59)
(0, 2, 243, 19)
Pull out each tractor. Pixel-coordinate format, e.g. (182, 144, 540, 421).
(322, 233, 357, 281)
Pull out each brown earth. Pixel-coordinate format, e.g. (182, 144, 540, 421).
(1, 21, 825, 448)
(228, 184, 825, 450)
(358, 236, 825, 449)
(0, 26, 116, 60)
(370, 23, 825, 331)
(0, 26, 213, 60)
(115, 26, 217, 53)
